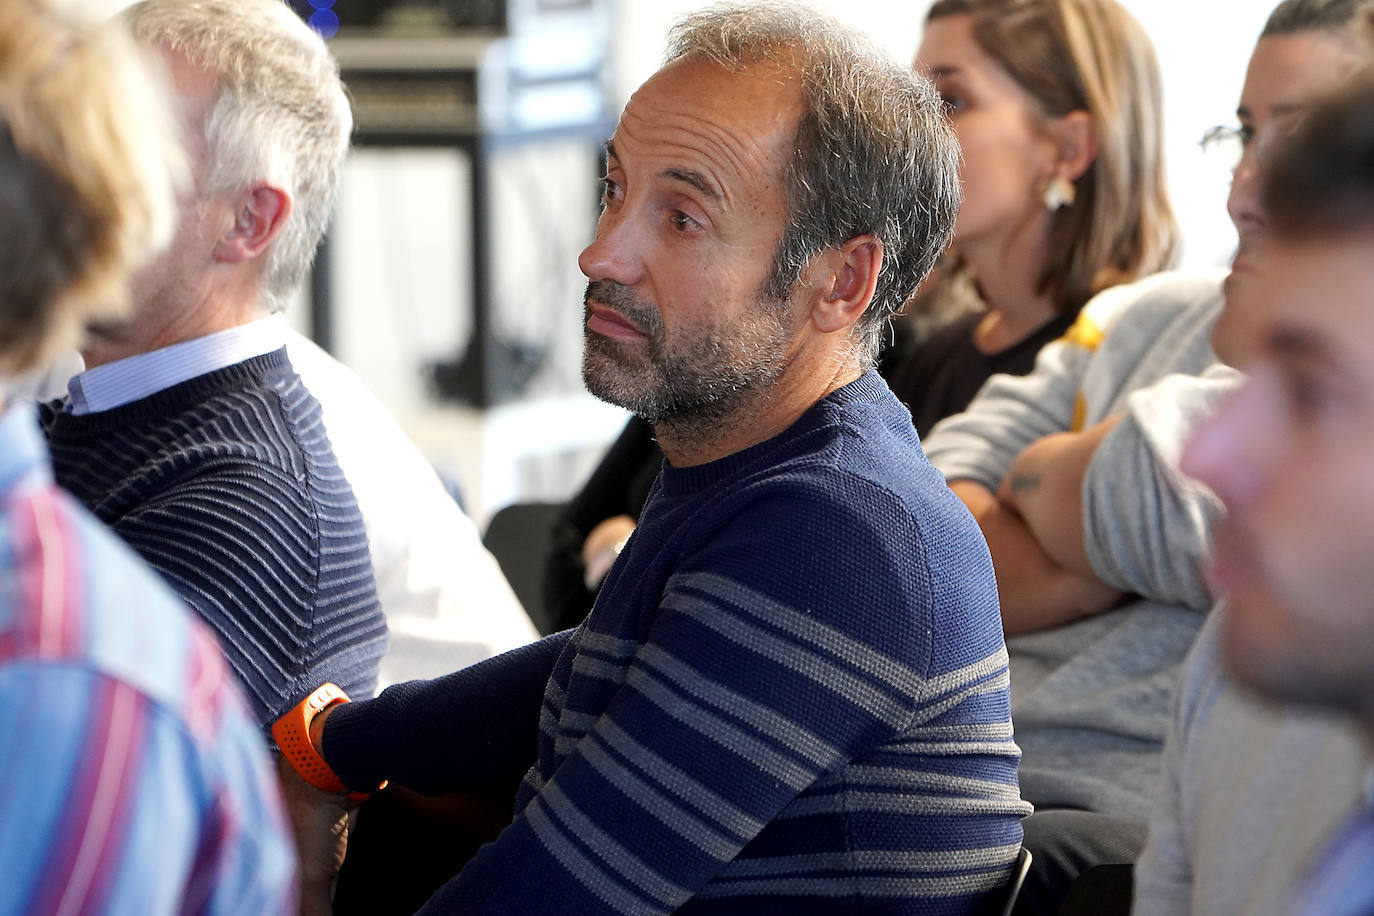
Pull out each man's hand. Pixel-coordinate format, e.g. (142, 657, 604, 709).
(275, 753, 353, 916)
(950, 480, 1120, 635)
(997, 416, 1122, 578)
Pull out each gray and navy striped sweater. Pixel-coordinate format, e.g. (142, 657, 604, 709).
(42, 348, 387, 725)
(325, 372, 1030, 913)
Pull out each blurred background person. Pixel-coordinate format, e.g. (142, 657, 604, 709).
(40, 0, 390, 730)
(0, 1, 294, 911)
(1178, 71, 1374, 916)
(541, 413, 658, 632)
(920, 1, 1374, 910)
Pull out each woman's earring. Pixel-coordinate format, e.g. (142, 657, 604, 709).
(1043, 175, 1076, 211)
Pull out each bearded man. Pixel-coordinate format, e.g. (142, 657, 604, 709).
(276, 5, 1031, 913)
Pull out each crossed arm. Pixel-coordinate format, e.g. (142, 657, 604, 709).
(949, 415, 1125, 635)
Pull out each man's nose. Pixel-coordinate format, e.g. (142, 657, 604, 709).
(578, 208, 643, 287)
(1227, 147, 1266, 243)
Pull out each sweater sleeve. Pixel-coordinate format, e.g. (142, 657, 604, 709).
(110, 460, 385, 725)
(921, 273, 1202, 489)
(323, 630, 572, 794)
(921, 312, 1100, 489)
(408, 484, 978, 914)
(1081, 368, 1236, 610)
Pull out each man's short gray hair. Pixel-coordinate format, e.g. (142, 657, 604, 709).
(126, 0, 351, 313)
(665, 2, 961, 366)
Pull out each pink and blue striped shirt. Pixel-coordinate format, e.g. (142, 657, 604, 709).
(0, 404, 295, 914)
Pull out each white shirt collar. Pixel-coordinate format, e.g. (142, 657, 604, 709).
(67, 316, 287, 415)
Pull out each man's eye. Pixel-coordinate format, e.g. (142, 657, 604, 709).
(599, 176, 622, 205)
(1286, 372, 1335, 417)
(670, 211, 700, 232)
(1238, 124, 1255, 147)
(940, 92, 964, 114)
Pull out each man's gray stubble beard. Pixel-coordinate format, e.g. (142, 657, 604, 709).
(581, 279, 794, 429)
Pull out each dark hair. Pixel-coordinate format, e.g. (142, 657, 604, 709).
(1263, 0, 1374, 39)
(925, 0, 1179, 313)
(1263, 72, 1374, 240)
(0, 124, 87, 373)
(666, 2, 962, 365)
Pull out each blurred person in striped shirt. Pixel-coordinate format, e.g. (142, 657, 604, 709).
(0, 1, 294, 912)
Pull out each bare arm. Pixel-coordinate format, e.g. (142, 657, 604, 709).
(949, 480, 1121, 635)
(997, 416, 1122, 580)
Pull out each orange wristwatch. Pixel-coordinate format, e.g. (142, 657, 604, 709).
(272, 683, 385, 801)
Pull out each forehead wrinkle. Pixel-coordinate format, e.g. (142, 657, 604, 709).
(614, 72, 798, 212)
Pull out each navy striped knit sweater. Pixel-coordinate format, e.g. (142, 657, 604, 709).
(42, 348, 387, 724)
(325, 372, 1030, 914)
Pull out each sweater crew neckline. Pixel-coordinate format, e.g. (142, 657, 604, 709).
(657, 371, 885, 498)
(49, 348, 292, 438)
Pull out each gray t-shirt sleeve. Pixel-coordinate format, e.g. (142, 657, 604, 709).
(1081, 368, 1238, 610)
(922, 271, 1209, 490)
(922, 332, 1093, 490)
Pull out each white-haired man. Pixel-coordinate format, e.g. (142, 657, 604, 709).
(38, 0, 394, 727)
(0, 2, 293, 911)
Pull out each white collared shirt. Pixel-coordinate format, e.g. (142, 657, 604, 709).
(67, 316, 287, 415)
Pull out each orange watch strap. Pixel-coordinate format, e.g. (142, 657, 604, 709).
(272, 683, 383, 798)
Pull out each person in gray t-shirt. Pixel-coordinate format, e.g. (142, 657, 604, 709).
(923, 1, 1374, 908)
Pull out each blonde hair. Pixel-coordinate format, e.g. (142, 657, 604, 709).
(927, 0, 1180, 312)
(126, 0, 352, 313)
(0, 0, 180, 376)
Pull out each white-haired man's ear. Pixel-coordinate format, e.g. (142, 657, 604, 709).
(213, 184, 291, 263)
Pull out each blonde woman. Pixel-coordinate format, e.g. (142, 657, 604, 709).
(890, 0, 1179, 435)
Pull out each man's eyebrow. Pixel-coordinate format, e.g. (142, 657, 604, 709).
(663, 168, 721, 201)
(1236, 102, 1304, 121)
(601, 139, 720, 201)
(1269, 324, 1335, 362)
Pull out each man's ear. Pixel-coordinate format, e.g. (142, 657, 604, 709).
(805, 235, 884, 335)
(213, 184, 291, 263)
(1050, 109, 1097, 183)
